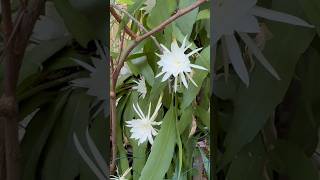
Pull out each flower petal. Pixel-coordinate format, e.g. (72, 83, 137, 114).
(155, 71, 165, 78)
(186, 73, 198, 87)
(180, 72, 188, 89)
(187, 47, 203, 57)
(251, 6, 314, 28)
(238, 32, 280, 80)
(147, 102, 152, 119)
(223, 35, 250, 86)
(160, 44, 171, 53)
(161, 72, 171, 82)
(133, 103, 145, 119)
(190, 64, 207, 71)
(174, 76, 178, 92)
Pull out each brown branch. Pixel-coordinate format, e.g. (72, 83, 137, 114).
(1, 0, 13, 42)
(110, 4, 162, 52)
(109, 0, 207, 173)
(110, 7, 138, 40)
(0, 8, 26, 64)
(118, 30, 126, 63)
(0, 0, 45, 179)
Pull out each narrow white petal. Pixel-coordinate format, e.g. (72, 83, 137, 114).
(136, 103, 146, 120)
(133, 104, 145, 120)
(174, 77, 178, 92)
(184, 43, 192, 51)
(223, 35, 250, 86)
(148, 134, 154, 145)
(181, 35, 188, 49)
(186, 73, 198, 87)
(180, 73, 188, 89)
(251, 6, 314, 28)
(147, 102, 152, 119)
(150, 96, 162, 121)
(155, 71, 165, 78)
(187, 48, 203, 57)
(161, 72, 171, 82)
(190, 64, 208, 71)
(238, 32, 280, 80)
(171, 39, 180, 51)
(160, 44, 171, 53)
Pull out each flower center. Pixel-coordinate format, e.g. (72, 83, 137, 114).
(173, 59, 182, 67)
(140, 120, 152, 131)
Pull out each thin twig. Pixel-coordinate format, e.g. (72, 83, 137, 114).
(0, 8, 26, 64)
(111, 3, 162, 52)
(1, 0, 13, 42)
(109, 0, 207, 174)
(110, 7, 137, 40)
(118, 29, 126, 63)
(0, 0, 45, 179)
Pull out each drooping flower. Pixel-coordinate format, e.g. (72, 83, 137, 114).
(132, 76, 147, 99)
(126, 95, 163, 145)
(213, 0, 314, 85)
(110, 167, 132, 180)
(155, 36, 207, 92)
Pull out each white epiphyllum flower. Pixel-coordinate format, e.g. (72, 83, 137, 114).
(126, 95, 163, 145)
(110, 167, 132, 180)
(213, 0, 314, 86)
(132, 76, 147, 99)
(155, 36, 207, 92)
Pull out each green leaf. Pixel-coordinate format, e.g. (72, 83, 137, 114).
(288, 47, 320, 155)
(53, 0, 105, 46)
(80, 113, 108, 179)
(140, 105, 176, 180)
(181, 46, 210, 109)
(21, 91, 71, 180)
(195, 106, 210, 130)
(127, 57, 155, 86)
(197, 9, 209, 20)
(19, 37, 70, 84)
(226, 137, 265, 180)
(298, 0, 320, 36)
(147, 0, 176, 28)
(269, 140, 318, 180)
(176, 0, 199, 36)
(177, 106, 193, 134)
(117, 0, 134, 5)
(18, 92, 57, 121)
(116, 95, 131, 177)
(220, 0, 315, 168)
(41, 90, 92, 180)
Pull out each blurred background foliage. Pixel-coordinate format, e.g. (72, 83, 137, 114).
(213, 0, 320, 179)
(1, 0, 107, 179)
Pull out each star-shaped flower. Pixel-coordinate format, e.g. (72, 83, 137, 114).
(132, 76, 147, 99)
(213, 0, 314, 85)
(126, 95, 163, 145)
(155, 36, 207, 92)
